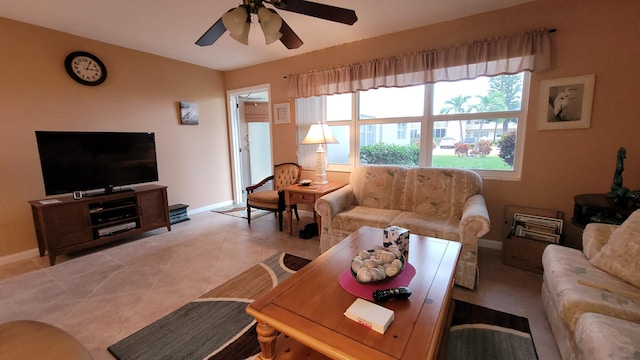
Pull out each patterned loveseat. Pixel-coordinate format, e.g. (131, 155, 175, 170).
(541, 209, 640, 360)
(315, 166, 490, 289)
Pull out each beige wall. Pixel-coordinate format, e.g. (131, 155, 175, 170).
(0, 18, 231, 257)
(224, 0, 640, 248)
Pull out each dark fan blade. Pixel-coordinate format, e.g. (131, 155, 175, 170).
(195, 18, 227, 46)
(279, 19, 303, 49)
(277, 0, 357, 25)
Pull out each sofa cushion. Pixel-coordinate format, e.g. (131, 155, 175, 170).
(392, 211, 459, 241)
(403, 168, 482, 218)
(590, 209, 640, 287)
(350, 166, 407, 210)
(332, 206, 402, 233)
(247, 189, 279, 210)
(542, 245, 640, 332)
(582, 223, 618, 260)
(575, 312, 640, 360)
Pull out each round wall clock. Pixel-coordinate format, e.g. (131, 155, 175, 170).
(64, 51, 107, 86)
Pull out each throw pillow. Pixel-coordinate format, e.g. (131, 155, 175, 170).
(589, 210, 640, 287)
(582, 223, 618, 260)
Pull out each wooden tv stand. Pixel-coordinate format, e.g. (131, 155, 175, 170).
(29, 185, 171, 265)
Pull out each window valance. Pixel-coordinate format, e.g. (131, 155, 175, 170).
(288, 28, 552, 98)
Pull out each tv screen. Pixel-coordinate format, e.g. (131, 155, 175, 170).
(35, 131, 159, 196)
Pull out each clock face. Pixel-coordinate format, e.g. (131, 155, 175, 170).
(64, 51, 107, 86)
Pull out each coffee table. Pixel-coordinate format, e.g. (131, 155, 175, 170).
(246, 225, 462, 359)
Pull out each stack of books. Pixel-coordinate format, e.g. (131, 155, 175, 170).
(344, 298, 394, 334)
(511, 213, 563, 244)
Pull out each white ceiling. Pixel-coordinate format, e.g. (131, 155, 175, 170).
(0, 0, 535, 71)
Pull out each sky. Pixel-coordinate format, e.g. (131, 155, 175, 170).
(326, 76, 493, 120)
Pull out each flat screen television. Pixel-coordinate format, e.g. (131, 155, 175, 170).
(35, 131, 159, 196)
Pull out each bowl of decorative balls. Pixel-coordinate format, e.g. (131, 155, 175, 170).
(350, 244, 405, 283)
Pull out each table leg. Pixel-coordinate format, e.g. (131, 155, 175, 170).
(255, 321, 278, 360)
(286, 204, 293, 235)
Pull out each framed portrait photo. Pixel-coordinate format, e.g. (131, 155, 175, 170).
(273, 103, 290, 124)
(538, 74, 595, 130)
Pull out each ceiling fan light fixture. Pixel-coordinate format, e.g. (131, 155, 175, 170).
(264, 31, 283, 45)
(229, 21, 250, 45)
(222, 6, 249, 35)
(197, 0, 356, 49)
(257, 7, 283, 44)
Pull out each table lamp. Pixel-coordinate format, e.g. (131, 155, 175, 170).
(301, 123, 338, 184)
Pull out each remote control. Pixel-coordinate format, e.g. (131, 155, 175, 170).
(372, 286, 412, 302)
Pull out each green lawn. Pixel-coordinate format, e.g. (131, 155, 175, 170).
(432, 155, 513, 170)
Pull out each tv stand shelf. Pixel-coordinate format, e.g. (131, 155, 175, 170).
(30, 185, 171, 265)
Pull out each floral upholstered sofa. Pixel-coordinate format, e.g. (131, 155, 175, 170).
(315, 166, 490, 289)
(541, 209, 640, 360)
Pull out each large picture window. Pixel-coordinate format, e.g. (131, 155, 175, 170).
(296, 72, 529, 180)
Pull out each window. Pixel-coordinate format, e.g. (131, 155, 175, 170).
(296, 73, 529, 180)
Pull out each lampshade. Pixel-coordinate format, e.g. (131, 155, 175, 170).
(222, 6, 250, 44)
(301, 123, 338, 185)
(301, 123, 338, 145)
(229, 22, 250, 45)
(263, 31, 283, 45)
(257, 7, 283, 44)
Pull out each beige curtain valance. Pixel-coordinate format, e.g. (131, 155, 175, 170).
(288, 28, 552, 98)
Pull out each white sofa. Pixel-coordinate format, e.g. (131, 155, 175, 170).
(541, 209, 640, 360)
(315, 166, 490, 289)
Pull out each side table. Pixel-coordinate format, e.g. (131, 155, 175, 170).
(284, 182, 345, 235)
(572, 193, 638, 228)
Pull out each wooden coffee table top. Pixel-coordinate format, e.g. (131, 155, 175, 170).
(247, 226, 462, 360)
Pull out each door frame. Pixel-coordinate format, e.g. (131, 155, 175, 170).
(226, 84, 272, 205)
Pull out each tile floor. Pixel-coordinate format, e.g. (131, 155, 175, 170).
(0, 209, 561, 360)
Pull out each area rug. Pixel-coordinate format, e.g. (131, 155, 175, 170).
(446, 301, 538, 360)
(108, 252, 311, 360)
(211, 206, 271, 220)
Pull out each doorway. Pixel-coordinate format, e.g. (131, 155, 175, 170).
(227, 84, 273, 205)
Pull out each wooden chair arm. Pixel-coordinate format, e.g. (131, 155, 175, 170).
(246, 175, 275, 193)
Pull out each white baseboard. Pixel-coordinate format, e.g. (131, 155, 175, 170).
(0, 248, 40, 266)
(189, 200, 234, 214)
(0, 201, 235, 266)
(2, 203, 502, 266)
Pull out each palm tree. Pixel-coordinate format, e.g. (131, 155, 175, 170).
(440, 95, 471, 141)
(491, 119, 505, 142)
(489, 74, 523, 132)
(470, 92, 506, 143)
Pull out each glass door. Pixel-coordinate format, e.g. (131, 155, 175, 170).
(226, 85, 272, 205)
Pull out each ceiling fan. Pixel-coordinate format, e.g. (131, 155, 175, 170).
(195, 0, 357, 49)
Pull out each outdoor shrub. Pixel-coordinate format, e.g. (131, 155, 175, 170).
(454, 142, 471, 157)
(360, 143, 419, 166)
(497, 131, 516, 166)
(472, 140, 493, 157)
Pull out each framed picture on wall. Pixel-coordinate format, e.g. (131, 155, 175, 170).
(274, 103, 290, 124)
(538, 74, 595, 130)
(180, 101, 199, 125)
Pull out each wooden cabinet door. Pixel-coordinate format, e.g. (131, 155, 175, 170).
(137, 189, 168, 230)
(42, 203, 92, 248)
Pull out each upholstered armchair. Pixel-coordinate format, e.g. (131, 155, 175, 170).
(246, 162, 302, 231)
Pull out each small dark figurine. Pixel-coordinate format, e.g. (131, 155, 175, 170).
(606, 147, 627, 199)
(625, 190, 640, 207)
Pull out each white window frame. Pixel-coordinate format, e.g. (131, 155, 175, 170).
(297, 72, 530, 181)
